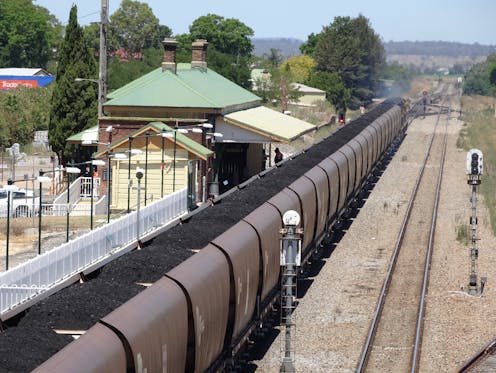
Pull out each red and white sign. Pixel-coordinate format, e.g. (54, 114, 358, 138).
(0, 80, 38, 90)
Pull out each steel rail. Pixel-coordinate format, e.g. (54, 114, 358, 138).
(356, 85, 451, 373)
(411, 101, 450, 372)
(458, 338, 496, 372)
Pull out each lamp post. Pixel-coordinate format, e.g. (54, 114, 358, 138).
(135, 167, 144, 247)
(126, 139, 142, 213)
(4, 181, 16, 270)
(37, 171, 51, 255)
(191, 123, 214, 202)
(65, 167, 81, 242)
(162, 126, 189, 192)
(161, 130, 166, 198)
(106, 152, 126, 223)
(89, 159, 105, 230)
(82, 135, 114, 225)
(145, 132, 149, 206)
(127, 136, 133, 213)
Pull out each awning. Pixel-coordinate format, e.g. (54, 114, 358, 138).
(66, 126, 99, 144)
(223, 106, 315, 143)
(94, 122, 214, 161)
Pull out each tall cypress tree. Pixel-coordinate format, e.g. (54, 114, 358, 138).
(49, 5, 97, 165)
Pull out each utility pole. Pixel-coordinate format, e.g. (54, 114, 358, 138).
(98, 0, 108, 118)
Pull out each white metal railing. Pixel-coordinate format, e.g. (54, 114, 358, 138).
(80, 177, 100, 198)
(0, 188, 188, 317)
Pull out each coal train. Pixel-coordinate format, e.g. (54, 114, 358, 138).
(32, 98, 407, 372)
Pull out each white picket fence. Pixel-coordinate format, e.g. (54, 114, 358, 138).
(0, 187, 188, 319)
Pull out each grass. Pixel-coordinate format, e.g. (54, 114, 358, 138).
(458, 95, 496, 235)
(0, 215, 108, 239)
(456, 224, 470, 246)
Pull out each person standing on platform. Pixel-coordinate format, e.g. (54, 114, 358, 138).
(274, 148, 283, 164)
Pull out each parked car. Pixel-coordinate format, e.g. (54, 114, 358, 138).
(0, 186, 39, 217)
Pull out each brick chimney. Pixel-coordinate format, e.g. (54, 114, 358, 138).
(191, 39, 208, 70)
(162, 38, 178, 73)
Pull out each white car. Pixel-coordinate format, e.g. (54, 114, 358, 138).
(0, 186, 39, 217)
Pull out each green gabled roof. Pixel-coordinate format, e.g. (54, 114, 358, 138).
(66, 125, 99, 143)
(95, 122, 214, 161)
(105, 63, 260, 109)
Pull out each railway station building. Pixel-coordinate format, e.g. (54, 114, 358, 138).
(70, 38, 315, 210)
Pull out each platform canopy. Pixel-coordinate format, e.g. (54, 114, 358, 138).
(66, 126, 99, 144)
(221, 106, 315, 143)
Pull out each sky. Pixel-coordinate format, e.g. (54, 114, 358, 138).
(34, 0, 495, 45)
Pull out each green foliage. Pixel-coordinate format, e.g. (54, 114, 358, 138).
(459, 99, 496, 234)
(83, 23, 101, 57)
(490, 64, 496, 87)
(108, 48, 162, 90)
(265, 49, 283, 68)
(0, 0, 59, 69)
(49, 6, 97, 165)
(306, 70, 350, 112)
(299, 33, 322, 57)
(378, 62, 413, 96)
(456, 224, 469, 246)
(109, 0, 161, 53)
(0, 86, 52, 147)
(252, 66, 301, 107)
(313, 15, 385, 109)
(189, 14, 254, 57)
(176, 14, 254, 88)
(463, 55, 496, 96)
(281, 55, 316, 83)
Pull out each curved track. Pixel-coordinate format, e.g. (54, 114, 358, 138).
(357, 85, 452, 372)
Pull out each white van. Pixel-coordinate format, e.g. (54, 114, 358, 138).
(0, 186, 39, 217)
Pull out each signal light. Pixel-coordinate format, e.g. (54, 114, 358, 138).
(467, 149, 483, 185)
(471, 153, 479, 175)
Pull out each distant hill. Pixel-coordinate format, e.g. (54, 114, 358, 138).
(385, 41, 496, 70)
(384, 41, 496, 57)
(251, 38, 496, 70)
(252, 38, 303, 58)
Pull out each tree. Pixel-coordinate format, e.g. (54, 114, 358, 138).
(0, 0, 55, 68)
(108, 48, 162, 90)
(299, 32, 322, 57)
(463, 55, 496, 96)
(264, 48, 283, 68)
(252, 65, 301, 108)
(0, 86, 53, 148)
(179, 14, 255, 88)
(109, 0, 161, 53)
(49, 5, 97, 165)
(313, 15, 385, 109)
(306, 70, 350, 113)
(189, 14, 254, 57)
(281, 55, 316, 83)
(379, 62, 413, 97)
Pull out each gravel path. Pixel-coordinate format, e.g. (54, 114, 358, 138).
(253, 93, 496, 372)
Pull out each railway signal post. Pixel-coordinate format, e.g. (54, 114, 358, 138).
(279, 210, 302, 372)
(466, 149, 485, 295)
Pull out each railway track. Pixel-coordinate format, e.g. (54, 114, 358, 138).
(357, 85, 453, 372)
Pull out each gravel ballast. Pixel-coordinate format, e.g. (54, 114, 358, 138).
(253, 94, 496, 372)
